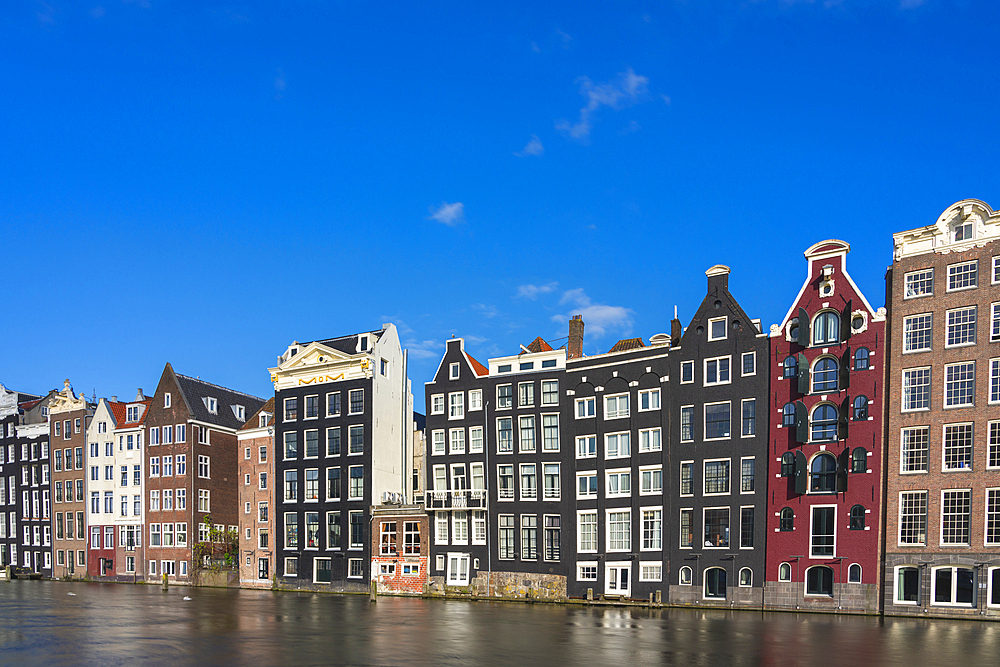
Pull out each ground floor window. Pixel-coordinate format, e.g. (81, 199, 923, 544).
(679, 566, 692, 585)
(258, 558, 269, 580)
(284, 557, 298, 577)
(126, 556, 135, 573)
(162, 560, 176, 576)
(348, 558, 363, 578)
(149, 560, 157, 576)
(704, 567, 727, 598)
(57, 550, 65, 566)
(446, 553, 470, 586)
(739, 568, 752, 587)
(180, 561, 188, 576)
(314, 558, 332, 584)
(805, 566, 833, 596)
(895, 566, 919, 604)
(778, 563, 791, 582)
(77, 550, 85, 566)
(402, 563, 419, 576)
(577, 562, 597, 581)
(848, 563, 862, 583)
(932, 566, 975, 606)
(639, 562, 662, 582)
(989, 568, 1000, 607)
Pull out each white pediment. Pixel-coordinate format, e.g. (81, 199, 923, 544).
(0, 384, 17, 418)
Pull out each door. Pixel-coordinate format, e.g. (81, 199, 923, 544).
(446, 553, 470, 586)
(314, 558, 332, 584)
(258, 558, 269, 580)
(605, 562, 631, 596)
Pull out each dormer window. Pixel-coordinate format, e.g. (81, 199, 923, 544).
(126, 406, 139, 422)
(954, 220, 973, 242)
(449, 363, 460, 380)
(360, 336, 369, 352)
(233, 404, 246, 421)
(290, 347, 298, 357)
(204, 397, 218, 415)
(258, 412, 272, 428)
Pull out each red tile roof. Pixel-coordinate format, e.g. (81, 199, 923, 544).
(466, 353, 489, 377)
(608, 338, 645, 353)
(18, 398, 42, 412)
(525, 336, 553, 353)
(241, 397, 275, 431)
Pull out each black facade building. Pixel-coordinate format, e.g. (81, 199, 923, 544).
(270, 324, 412, 591)
(666, 265, 770, 606)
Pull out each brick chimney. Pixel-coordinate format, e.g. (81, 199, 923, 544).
(567, 315, 584, 359)
(706, 264, 730, 293)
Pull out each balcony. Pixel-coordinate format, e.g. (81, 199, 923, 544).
(425, 490, 487, 510)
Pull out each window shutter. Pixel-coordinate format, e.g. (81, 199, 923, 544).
(838, 395, 850, 441)
(840, 300, 853, 343)
(793, 450, 808, 495)
(797, 307, 810, 347)
(796, 353, 809, 395)
(794, 400, 807, 443)
(839, 347, 851, 390)
(837, 449, 849, 492)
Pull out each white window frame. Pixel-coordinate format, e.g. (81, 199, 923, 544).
(605, 509, 631, 552)
(468, 389, 483, 411)
(577, 561, 598, 581)
(741, 351, 756, 377)
(604, 393, 630, 420)
(576, 435, 597, 459)
(604, 431, 630, 459)
(577, 510, 598, 553)
(679, 461, 694, 498)
(708, 316, 727, 341)
(903, 313, 933, 353)
(576, 471, 598, 500)
(638, 389, 660, 412)
(575, 397, 596, 419)
(638, 427, 661, 453)
(605, 468, 631, 499)
(991, 303, 1000, 343)
(904, 268, 934, 299)
(944, 306, 977, 349)
(930, 565, 976, 607)
(703, 355, 731, 387)
(449, 362, 460, 380)
(947, 260, 978, 292)
(943, 361, 975, 408)
(639, 561, 663, 582)
(901, 367, 932, 412)
(680, 360, 694, 384)
(703, 458, 731, 496)
(448, 392, 465, 420)
(638, 465, 662, 496)
(430, 394, 445, 415)
(703, 400, 731, 441)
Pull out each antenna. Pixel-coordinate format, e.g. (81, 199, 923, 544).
(674, 305, 678, 319)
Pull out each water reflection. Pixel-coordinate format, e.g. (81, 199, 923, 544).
(1, 580, 997, 666)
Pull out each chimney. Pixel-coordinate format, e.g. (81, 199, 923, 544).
(135, 388, 145, 401)
(671, 305, 682, 345)
(706, 264, 730, 294)
(567, 315, 585, 359)
(110, 396, 117, 403)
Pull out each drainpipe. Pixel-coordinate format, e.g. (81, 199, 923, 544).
(485, 399, 491, 596)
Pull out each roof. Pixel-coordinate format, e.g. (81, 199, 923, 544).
(466, 353, 489, 377)
(309, 329, 385, 356)
(240, 397, 275, 432)
(18, 398, 43, 412)
(110, 399, 153, 429)
(173, 372, 267, 431)
(525, 336, 553, 353)
(608, 338, 646, 353)
(413, 411, 426, 431)
(109, 401, 127, 425)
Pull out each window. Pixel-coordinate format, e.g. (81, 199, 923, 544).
(680, 462, 693, 495)
(452, 512, 468, 545)
(947, 260, 977, 291)
(704, 402, 730, 440)
(348, 559, 363, 578)
(499, 515, 515, 559)
(540, 415, 559, 452)
(992, 304, 1000, 342)
(642, 509, 662, 550)
(605, 432, 630, 459)
(990, 422, 1000, 469)
(449, 392, 464, 419)
(850, 504, 866, 530)
(851, 447, 868, 473)
(680, 360, 694, 383)
(606, 469, 630, 497)
(164, 392, 171, 408)
(986, 489, 1000, 546)
(607, 510, 631, 551)
(898, 491, 928, 545)
(284, 470, 298, 501)
(604, 393, 629, 419)
(518, 416, 536, 453)
(520, 515, 537, 559)
(349, 466, 364, 499)
(284, 432, 297, 459)
(810, 507, 835, 557)
(403, 521, 420, 554)
(640, 466, 662, 495)
(778, 563, 791, 582)
(449, 428, 465, 455)
(782, 403, 795, 427)
(469, 426, 484, 453)
(945, 362, 975, 407)
(779, 508, 794, 531)
(302, 430, 318, 458)
(806, 566, 834, 596)
(577, 472, 597, 499)
(854, 347, 870, 371)
(498, 465, 513, 499)
(740, 458, 755, 493)
(497, 384, 512, 409)
(518, 382, 535, 407)
(933, 566, 976, 606)
(740, 507, 754, 548)
(198, 489, 210, 512)
(783, 356, 797, 378)
(449, 362, 460, 380)
(349, 389, 364, 414)
(941, 489, 971, 545)
(704, 567, 727, 599)
(811, 404, 838, 442)
(906, 313, 938, 355)
(946, 307, 977, 347)
(639, 427, 661, 452)
(680, 509, 693, 548)
(520, 464, 537, 500)
(543, 464, 560, 500)
(704, 460, 730, 495)
(810, 453, 837, 493)
(150, 457, 160, 476)
(943, 423, 973, 470)
(680, 406, 694, 442)
(901, 426, 929, 473)
(709, 316, 727, 340)
(325, 426, 341, 457)
(198, 455, 210, 479)
(813, 311, 840, 345)
(469, 389, 483, 411)
(575, 397, 595, 418)
(349, 511, 364, 549)
(640, 563, 662, 582)
(704, 508, 729, 548)
(284, 398, 298, 421)
(638, 389, 660, 411)
(704, 356, 731, 386)
(742, 352, 756, 376)
(346, 425, 363, 455)
(541, 380, 558, 405)
(812, 357, 838, 393)
(431, 430, 445, 456)
(304, 469, 319, 501)
(451, 464, 468, 491)
(906, 269, 936, 298)
(430, 394, 444, 415)
(497, 418, 512, 453)
(853, 395, 868, 421)
(679, 566, 692, 585)
(992, 359, 1000, 404)
(902, 367, 931, 411)
(741, 399, 756, 436)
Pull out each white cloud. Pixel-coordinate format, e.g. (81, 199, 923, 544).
(516, 282, 558, 299)
(555, 28, 573, 48)
(530, 41, 541, 53)
(515, 135, 544, 157)
(428, 202, 465, 226)
(405, 339, 444, 360)
(556, 67, 650, 141)
(552, 288, 633, 338)
(471, 303, 498, 318)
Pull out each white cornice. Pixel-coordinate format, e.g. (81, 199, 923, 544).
(16, 423, 49, 439)
(893, 199, 999, 260)
(269, 341, 373, 391)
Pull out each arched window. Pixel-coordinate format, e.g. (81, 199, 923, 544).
(806, 566, 834, 596)
(783, 356, 798, 378)
(954, 219, 974, 242)
(782, 403, 795, 427)
(779, 507, 794, 531)
(739, 568, 753, 587)
(848, 563, 862, 583)
(812, 357, 839, 393)
(810, 404, 838, 442)
(780, 453, 795, 477)
(679, 566, 692, 585)
(850, 504, 866, 530)
(809, 452, 837, 493)
(813, 312, 840, 345)
(704, 567, 727, 599)
(778, 563, 791, 582)
(853, 396, 868, 420)
(851, 448, 868, 474)
(854, 347, 870, 370)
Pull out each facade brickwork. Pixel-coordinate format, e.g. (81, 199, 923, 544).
(238, 399, 275, 588)
(49, 381, 93, 579)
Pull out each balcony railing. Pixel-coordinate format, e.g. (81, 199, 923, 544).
(425, 489, 487, 510)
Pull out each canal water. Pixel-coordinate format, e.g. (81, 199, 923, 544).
(1, 580, 997, 666)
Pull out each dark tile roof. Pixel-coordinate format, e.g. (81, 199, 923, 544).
(240, 397, 275, 432)
(413, 411, 426, 431)
(310, 329, 385, 356)
(608, 338, 646, 353)
(525, 336, 553, 353)
(174, 373, 266, 431)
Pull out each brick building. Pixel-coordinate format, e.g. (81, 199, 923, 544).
(371, 502, 428, 594)
(238, 398, 274, 587)
(885, 199, 1000, 618)
(50, 380, 94, 579)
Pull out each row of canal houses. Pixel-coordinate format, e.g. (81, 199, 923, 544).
(1, 199, 998, 620)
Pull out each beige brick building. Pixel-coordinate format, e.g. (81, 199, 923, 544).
(885, 199, 1000, 618)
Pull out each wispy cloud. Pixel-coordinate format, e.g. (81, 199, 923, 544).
(555, 28, 573, 48)
(553, 288, 633, 338)
(428, 202, 465, 226)
(274, 68, 286, 100)
(471, 303, 498, 319)
(556, 67, 650, 141)
(405, 339, 444, 360)
(515, 135, 544, 157)
(516, 282, 558, 299)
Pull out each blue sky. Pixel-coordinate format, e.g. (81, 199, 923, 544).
(2, 0, 998, 411)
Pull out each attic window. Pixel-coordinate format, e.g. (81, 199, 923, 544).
(41, 407, 48, 417)
(954, 219, 973, 242)
(164, 393, 171, 409)
(450, 363, 460, 380)
(204, 397, 218, 415)
(233, 404, 246, 421)
(290, 348, 298, 357)
(259, 412, 271, 428)
(498, 364, 511, 373)
(542, 359, 557, 368)
(360, 336, 369, 352)
(126, 406, 139, 422)
(520, 362, 534, 371)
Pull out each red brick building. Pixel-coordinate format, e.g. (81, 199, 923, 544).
(238, 398, 274, 587)
(49, 380, 94, 579)
(371, 503, 428, 595)
(764, 240, 887, 613)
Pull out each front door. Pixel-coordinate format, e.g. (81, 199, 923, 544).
(446, 553, 470, 586)
(258, 558, 269, 580)
(605, 562, 631, 596)
(315, 558, 332, 583)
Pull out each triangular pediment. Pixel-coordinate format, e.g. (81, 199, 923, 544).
(278, 342, 353, 371)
